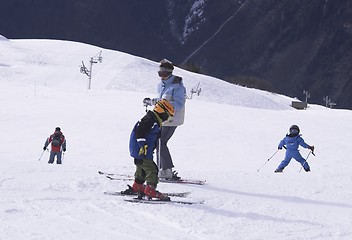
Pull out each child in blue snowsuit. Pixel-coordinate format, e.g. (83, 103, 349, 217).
(275, 125, 314, 172)
(124, 99, 175, 200)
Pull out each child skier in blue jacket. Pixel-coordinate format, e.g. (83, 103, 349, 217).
(275, 125, 314, 173)
(124, 99, 175, 200)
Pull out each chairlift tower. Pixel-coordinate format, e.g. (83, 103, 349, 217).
(323, 96, 330, 108)
(303, 90, 310, 109)
(80, 51, 103, 90)
(323, 96, 336, 109)
(189, 82, 202, 99)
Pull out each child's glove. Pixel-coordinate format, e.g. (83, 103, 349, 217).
(139, 145, 148, 156)
(43, 146, 47, 151)
(308, 146, 315, 152)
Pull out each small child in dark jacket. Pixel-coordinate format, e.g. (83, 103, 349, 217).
(123, 99, 175, 200)
(275, 125, 314, 173)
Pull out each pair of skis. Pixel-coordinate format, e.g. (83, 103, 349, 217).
(99, 171, 205, 205)
(104, 191, 203, 205)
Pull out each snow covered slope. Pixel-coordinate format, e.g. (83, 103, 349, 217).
(0, 38, 295, 109)
(0, 38, 351, 240)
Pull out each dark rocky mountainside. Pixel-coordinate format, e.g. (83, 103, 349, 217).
(188, 0, 352, 110)
(1, 0, 351, 109)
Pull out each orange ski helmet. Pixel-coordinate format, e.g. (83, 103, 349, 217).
(154, 99, 175, 117)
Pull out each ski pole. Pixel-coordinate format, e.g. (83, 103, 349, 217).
(157, 138, 161, 170)
(38, 149, 46, 161)
(257, 149, 280, 172)
(299, 150, 314, 172)
(62, 152, 65, 162)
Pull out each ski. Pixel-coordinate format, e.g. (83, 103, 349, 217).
(124, 197, 204, 205)
(98, 171, 133, 178)
(105, 175, 133, 181)
(159, 178, 206, 185)
(104, 191, 191, 198)
(98, 170, 115, 176)
(99, 171, 206, 185)
(98, 171, 134, 181)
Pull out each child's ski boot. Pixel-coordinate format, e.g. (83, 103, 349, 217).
(121, 181, 145, 195)
(144, 185, 170, 201)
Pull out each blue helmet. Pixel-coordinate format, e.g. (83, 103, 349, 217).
(289, 125, 300, 136)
